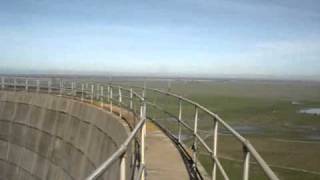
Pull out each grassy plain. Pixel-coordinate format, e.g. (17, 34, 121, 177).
(117, 78, 320, 180)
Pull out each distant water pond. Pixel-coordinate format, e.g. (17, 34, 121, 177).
(306, 135, 320, 141)
(221, 125, 264, 135)
(299, 108, 320, 115)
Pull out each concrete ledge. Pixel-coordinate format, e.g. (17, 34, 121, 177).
(0, 91, 131, 180)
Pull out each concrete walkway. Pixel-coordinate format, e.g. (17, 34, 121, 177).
(98, 103, 190, 180)
(145, 122, 189, 180)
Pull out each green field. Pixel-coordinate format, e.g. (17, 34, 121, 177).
(116, 78, 320, 180)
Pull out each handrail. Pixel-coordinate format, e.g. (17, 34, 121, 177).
(86, 117, 146, 180)
(0, 76, 280, 180)
(0, 76, 147, 180)
(113, 83, 279, 180)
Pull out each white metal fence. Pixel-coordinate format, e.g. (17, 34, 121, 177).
(0, 76, 279, 180)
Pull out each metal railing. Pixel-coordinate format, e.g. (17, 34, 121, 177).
(0, 76, 146, 180)
(110, 83, 280, 180)
(0, 76, 280, 180)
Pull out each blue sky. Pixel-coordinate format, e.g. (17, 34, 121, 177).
(0, 0, 320, 78)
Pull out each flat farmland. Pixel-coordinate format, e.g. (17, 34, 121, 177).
(115, 78, 320, 180)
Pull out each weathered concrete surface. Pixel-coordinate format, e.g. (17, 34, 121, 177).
(0, 91, 131, 180)
(145, 122, 189, 180)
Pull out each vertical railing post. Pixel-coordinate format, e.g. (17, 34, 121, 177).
(243, 145, 251, 180)
(119, 87, 122, 118)
(96, 84, 100, 100)
(36, 80, 40, 93)
(60, 80, 63, 95)
(25, 79, 28, 92)
(13, 78, 17, 91)
(107, 84, 110, 103)
(143, 82, 146, 98)
(85, 83, 88, 99)
(120, 154, 126, 180)
(81, 84, 84, 101)
(193, 106, 198, 169)
(178, 99, 182, 143)
(48, 79, 52, 94)
(212, 118, 218, 180)
(110, 86, 113, 112)
(130, 88, 133, 110)
(1, 77, 4, 90)
(141, 85, 147, 180)
(100, 85, 104, 108)
(73, 81, 77, 97)
(71, 82, 74, 97)
(140, 100, 146, 180)
(91, 84, 94, 104)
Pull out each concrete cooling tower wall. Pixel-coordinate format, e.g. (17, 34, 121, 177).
(0, 91, 131, 180)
